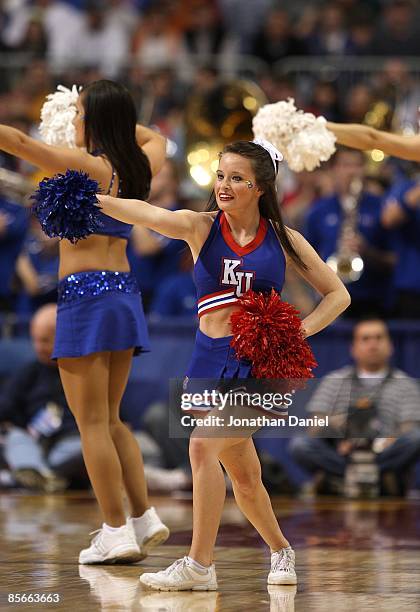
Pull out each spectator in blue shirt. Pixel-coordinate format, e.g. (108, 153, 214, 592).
(305, 148, 394, 318)
(15, 217, 59, 314)
(150, 250, 196, 318)
(128, 159, 185, 310)
(0, 195, 28, 312)
(382, 179, 420, 317)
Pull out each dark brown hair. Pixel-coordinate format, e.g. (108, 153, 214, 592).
(81, 80, 151, 200)
(206, 141, 307, 270)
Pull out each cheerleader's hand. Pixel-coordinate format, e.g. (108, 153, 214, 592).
(300, 323, 309, 338)
(31, 169, 103, 243)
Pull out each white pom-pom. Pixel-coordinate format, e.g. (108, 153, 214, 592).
(252, 98, 336, 172)
(39, 85, 80, 148)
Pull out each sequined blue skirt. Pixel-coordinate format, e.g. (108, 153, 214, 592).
(52, 270, 150, 359)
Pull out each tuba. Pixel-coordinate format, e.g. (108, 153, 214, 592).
(185, 79, 267, 187)
(326, 178, 364, 283)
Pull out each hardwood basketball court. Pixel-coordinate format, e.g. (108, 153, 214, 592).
(1, 493, 419, 611)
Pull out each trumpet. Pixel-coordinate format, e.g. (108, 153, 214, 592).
(326, 178, 364, 283)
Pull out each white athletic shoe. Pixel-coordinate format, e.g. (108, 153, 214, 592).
(267, 547, 297, 585)
(140, 557, 218, 591)
(78, 524, 141, 565)
(127, 507, 170, 560)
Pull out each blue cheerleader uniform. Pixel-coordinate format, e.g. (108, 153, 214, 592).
(52, 169, 150, 359)
(183, 210, 286, 411)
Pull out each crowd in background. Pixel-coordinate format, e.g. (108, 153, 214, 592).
(0, 1, 420, 321)
(1, 0, 420, 496)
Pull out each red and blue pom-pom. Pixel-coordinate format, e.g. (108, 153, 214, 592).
(31, 169, 103, 243)
(230, 289, 317, 380)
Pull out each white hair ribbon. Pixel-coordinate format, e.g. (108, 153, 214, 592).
(252, 138, 283, 171)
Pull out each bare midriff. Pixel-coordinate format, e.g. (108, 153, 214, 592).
(199, 304, 240, 338)
(59, 235, 130, 279)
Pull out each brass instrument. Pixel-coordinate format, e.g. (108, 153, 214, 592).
(185, 79, 267, 187)
(326, 178, 364, 283)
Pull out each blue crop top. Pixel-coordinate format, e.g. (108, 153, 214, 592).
(194, 211, 286, 318)
(93, 154, 133, 240)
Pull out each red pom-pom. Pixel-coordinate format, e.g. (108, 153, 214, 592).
(230, 289, 317, 380)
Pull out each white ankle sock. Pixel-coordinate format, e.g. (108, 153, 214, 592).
(187, 556, 210, 572)
(103, 522, 125, 533)
(272, 545, 293, 554)
(131, 508, 152, 524)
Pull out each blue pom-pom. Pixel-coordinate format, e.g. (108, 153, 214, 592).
(31, 169, 103, 243)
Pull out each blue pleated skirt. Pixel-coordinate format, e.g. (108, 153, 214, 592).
(183, 329, 289, 417)
(52, 270, 150, 359)
(183, 329, 252, 410)
(186, 329, 252, 379)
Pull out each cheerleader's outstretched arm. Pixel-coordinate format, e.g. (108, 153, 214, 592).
(327, 122, 420, 162)
(285, 229, 351, 338)
(97, 194, 198, 241)
(0, 123, 166, 177)
(0, 124, 100, 175)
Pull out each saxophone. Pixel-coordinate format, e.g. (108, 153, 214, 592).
(326, 178, 364, 283)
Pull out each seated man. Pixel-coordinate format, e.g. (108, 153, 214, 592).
(290, 318, 420, 496)
(0, 303, 86, 492)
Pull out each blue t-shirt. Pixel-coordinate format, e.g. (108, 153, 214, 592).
(150, 272, 196, 317)
(0, 197, 29, 297)
(127, 236, 185, 295)
(305, 192, 392, 301)
(384, 179, 420, 294)
(25, 235, 59, 295)
(127, 203, 185, 298)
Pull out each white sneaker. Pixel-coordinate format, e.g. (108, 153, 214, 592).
(128, 507, 170, 560)
(140, 557, 218, 591)
(78, 524, 141, 565)
(268, 548, 297, 585)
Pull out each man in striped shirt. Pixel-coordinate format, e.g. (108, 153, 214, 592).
(289, 318, 420, 495)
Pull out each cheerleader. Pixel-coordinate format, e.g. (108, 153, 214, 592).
(97, 139, 351, 589)
(327, 121, 420, 161)
(0, 80, 169, 563)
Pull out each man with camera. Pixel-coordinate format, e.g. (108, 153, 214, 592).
(289, 318, 420, 496)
